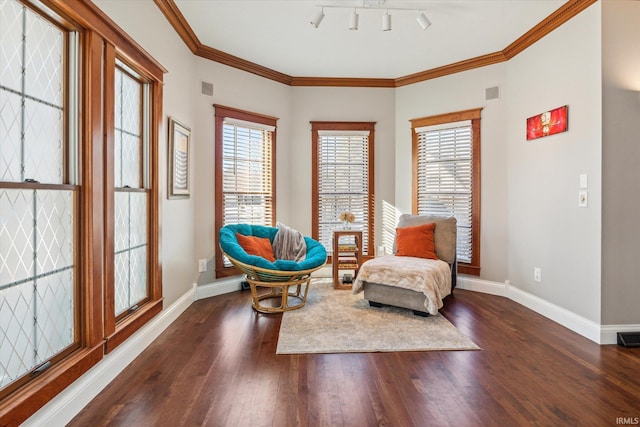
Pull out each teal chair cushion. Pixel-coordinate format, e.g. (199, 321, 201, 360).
(219, 224, 327, 271)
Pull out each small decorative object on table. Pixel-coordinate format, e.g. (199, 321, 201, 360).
(339, 211, 355, 230)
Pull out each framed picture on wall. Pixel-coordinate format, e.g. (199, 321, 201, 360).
(168, 117, 191, 199)
(526, 105, 568, 140)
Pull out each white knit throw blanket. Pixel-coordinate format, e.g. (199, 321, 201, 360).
(272, 222, 307, 262)
(353, 255, 451, 315)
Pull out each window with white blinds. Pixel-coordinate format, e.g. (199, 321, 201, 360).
(312, 122, 375, 257)
(411, 109, 481, 275)
(222, 122, 274, 227)
(214, 105, 277, 276)
(415, 121, 472, 263)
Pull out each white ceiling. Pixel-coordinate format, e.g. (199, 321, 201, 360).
(173, 0, 565, 79)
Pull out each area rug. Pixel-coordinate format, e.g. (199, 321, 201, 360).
(276, 279, 480, 354)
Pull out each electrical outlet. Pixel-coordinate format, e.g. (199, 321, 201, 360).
(198, 259, 207, 273)
(534, 267, 542, 283)
(578, 190, 588, 208)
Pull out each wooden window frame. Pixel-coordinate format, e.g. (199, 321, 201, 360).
(311, 121, 375, 262)
(0, 3, 81, 402)
(411, 108, 481, 276)
(103, 44, 163, 354)
(0, 1, 165, 424)
(213, 104, 278, 278)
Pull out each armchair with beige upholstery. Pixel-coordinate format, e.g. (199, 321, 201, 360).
(352, 214, 457, 316)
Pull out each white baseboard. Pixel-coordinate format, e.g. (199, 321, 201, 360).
(600, 324, 640, 345)
(505, 283, 602, 344)
(23, 286, 196, 427)
(457, 275, 506, 296)
(194, 271, 334, 300)
(390, 274, 638, 346)
(194, 276, 243, 300)
(313, 265, 333, 279)
(457, 276, 605, 344)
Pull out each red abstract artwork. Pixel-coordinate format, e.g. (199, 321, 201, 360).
(526, 105, 568, 140)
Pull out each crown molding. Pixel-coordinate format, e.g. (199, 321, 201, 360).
(291, 77, 395, 88)
(395, 0, 596, 87)
(154, 0, 597, 88)
(502, 0, 597, 59)
(153, 0, 292, 85)
(153, 0, 199, 53)
(195, 45, 293, 86)
(395, 52, 508, 87)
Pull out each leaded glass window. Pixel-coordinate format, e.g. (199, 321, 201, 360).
(0, 1, 163, 421)
(0, 0, 77, 393)
(113, 60, 149, 317)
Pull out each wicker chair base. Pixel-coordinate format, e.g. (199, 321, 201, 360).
(223, 253, 325, 314)
(248, 276, 311, 313)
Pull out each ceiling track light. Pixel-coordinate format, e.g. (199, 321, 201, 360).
(310, 7, 325, 28)
(416, 11, 431, 31)
(310, 4, 431, 32)
(349, 9, 359, 31)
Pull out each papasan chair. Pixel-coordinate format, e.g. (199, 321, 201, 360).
(219, 224, 327, 313)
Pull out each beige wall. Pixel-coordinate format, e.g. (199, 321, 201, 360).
(395, 2, 604, 323)
(97, 0, 640, 328)
(289, 87, 396, 246)
(95, 1, 397, 288)
(506, 4, 602, 322)
(601, 0, 640, 325)
(395, 63, 510, 283)
(192, 58, 293, 284)
(27, 1, 639, 424)
(196, 84, 396, 283)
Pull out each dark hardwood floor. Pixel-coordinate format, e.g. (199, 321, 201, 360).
(69, 287, 640, 426)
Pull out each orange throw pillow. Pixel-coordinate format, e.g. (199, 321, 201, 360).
(235, 233, 276, 262)
(395, 222, 438, 260)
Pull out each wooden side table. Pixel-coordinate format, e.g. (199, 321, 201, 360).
(332, 230, 362, 290)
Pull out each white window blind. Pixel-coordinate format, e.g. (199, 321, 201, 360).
(317, 131, 370, 255)
(221, 121, 274, 228)
(416, 121, 473, 263)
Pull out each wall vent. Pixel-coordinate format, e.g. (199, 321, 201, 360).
(485, 86, 499, 100)
(201, 81, 214, 97)
(617, 332, 640, 348)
